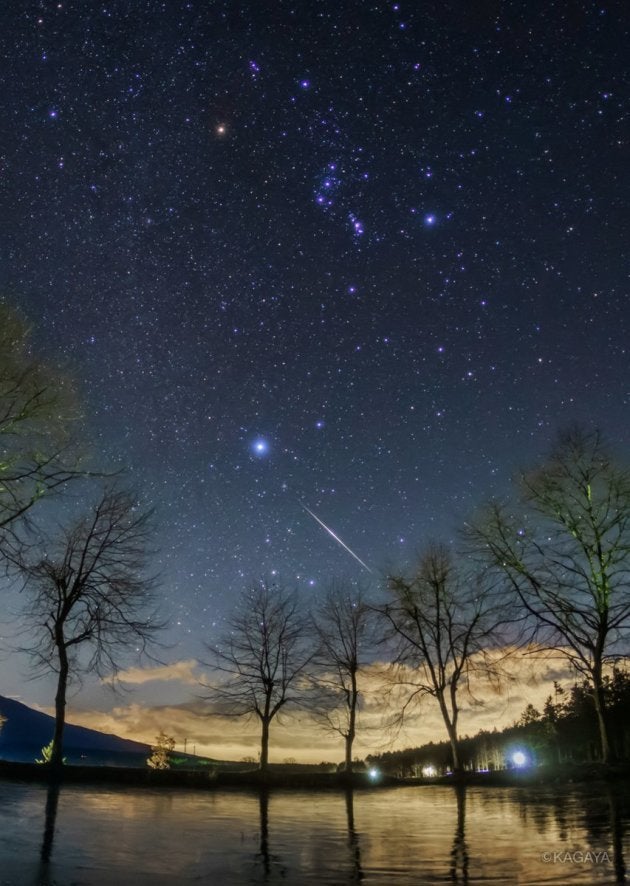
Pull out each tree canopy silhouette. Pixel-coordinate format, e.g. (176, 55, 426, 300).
(203, 581, 312, 772)
(309, 582, 373, 771)
(380, 542, 508, 773)
(0, 305, 80, 555)
(18, 485, 163, 769)
(467, 426, 630, 763)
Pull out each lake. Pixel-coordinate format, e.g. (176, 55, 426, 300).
(0, 779, 627, 884)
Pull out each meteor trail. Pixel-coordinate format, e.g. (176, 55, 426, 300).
(300, 502, 373, 573)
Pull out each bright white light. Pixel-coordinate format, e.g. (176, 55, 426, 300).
(512, 751, 527, 767)
(422, 765, 437, 778)
(252, 439, 269, 456)
(368, 767, 379, 781)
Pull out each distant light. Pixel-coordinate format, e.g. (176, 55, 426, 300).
(424, 214, 436, 226)
(368, 767, 379, 781)
(512, 751, 528, 768)
(422, 765, 437, 777)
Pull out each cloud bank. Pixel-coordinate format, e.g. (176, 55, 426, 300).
(62, 646, 576, 764)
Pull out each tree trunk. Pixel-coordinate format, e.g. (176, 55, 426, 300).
(344, 733, 354, 772)
(437, 689, 461, 773)
(448, 726, 461, 773)
(344, 671, 358, 771)
(51, 649, 68, 770)
(592, 665, 612, 764)
(260, 717, 270, 772)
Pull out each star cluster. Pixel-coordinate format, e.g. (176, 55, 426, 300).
(1, 1, 627, 650)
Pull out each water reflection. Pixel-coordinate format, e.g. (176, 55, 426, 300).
(40, 781, 60, 863)
(253, 788, 366, 882)
(582, 786, 627, 885)
(449, 784, 469, 885)
(0, 779, 628, 883)
(344, 789, 364, 882)
(608, 787, 627, 885)
(509, 783, 627, 885)
(255, 789, 289, 880)
(258, 789, 271, 876)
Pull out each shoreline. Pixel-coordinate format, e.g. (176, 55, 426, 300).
(1, 759, 629, 792)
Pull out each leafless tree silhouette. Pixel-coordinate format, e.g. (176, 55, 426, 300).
(379, 543, 508, 773)
(310, 583, 372, 771)
(203, 581, 312, 772)
(18, 486, 163, 769)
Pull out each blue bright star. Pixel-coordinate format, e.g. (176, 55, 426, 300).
(252, 438, 269, 456)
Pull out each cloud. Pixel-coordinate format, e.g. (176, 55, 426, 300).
(68, 701, 270, 761)
(103, 659, 202, 686)
(63, 644, 581, 765)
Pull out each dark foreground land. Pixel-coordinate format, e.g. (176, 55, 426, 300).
(1, 759, 629, 791)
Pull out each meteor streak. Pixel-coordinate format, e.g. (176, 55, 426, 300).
(300, 502, 373, 573)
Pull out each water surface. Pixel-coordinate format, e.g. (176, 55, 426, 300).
(0, 779, 626, 884)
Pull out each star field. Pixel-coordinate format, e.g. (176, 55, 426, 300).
(1, 1, 628, 652)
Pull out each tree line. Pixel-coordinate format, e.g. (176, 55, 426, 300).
(1, 302, 629, 774)
(368, 670, 630, 776)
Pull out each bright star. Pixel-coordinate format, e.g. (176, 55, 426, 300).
(349, 214, 364, 236)
(252, 439, 269, 456)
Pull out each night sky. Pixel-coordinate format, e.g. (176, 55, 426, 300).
(1, 1, 628, 669)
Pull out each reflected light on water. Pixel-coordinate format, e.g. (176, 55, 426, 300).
(0, 781, 626, 884)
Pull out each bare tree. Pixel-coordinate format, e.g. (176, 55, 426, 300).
(379, 543, 506, 773)
(466, 427, 630, 763)
(17, 486, 162, 769)
(310, 583, 372, 772)
(204, 581, 311, 772)
(0, 305, 80, 552)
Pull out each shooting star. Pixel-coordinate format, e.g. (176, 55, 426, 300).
(300, 502, 373, 573)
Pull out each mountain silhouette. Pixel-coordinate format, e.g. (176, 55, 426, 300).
(0, 695, 150, 766)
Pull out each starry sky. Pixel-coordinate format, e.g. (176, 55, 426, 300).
(1, 1, 629, 729)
